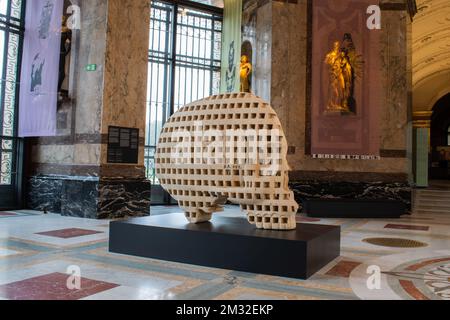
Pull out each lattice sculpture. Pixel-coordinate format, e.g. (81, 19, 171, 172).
(155, 93, 299, 230)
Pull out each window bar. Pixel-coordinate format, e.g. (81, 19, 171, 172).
(209, 15, 215, 96)
(169, 3, 178, 117)
(196, 16, 201, 102)
(190, 13, 195, 104)
(183, 12, 188, 107)
(162, 4, 171, 126)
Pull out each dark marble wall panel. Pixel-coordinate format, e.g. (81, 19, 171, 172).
(60, 179, 99, 219)
(97, 179, 151, 219)
(27, 177, 63, 213)
(290, 181, 412, 211)
(27, 175, 151, 219)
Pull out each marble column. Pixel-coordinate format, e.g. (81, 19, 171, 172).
(26, 0, 151, 219)
(412, 111, 431, 187)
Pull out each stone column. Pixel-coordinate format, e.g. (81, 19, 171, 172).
(412, 111, 432, 187)
(26, 0, 151, 219)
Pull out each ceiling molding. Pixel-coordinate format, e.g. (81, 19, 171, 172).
(412, 0, 450, 87)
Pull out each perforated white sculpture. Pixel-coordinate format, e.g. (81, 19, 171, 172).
(155, 93, 299, 230)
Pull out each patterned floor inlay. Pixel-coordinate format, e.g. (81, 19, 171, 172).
(35, 228, 104, 239)
(384, 224, 430, 232)
(406, 257, 450, 271)
(326, 261, 362, 278)
(296, 217, 321, 223)
(398, 280, 430, 300)
(362, 238, 429, 248)
(386, 257, 450, 300)
(0, 273, 119, 300)
(0, 212, 17, 217)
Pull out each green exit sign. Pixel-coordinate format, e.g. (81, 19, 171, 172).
(85, 64, 97, 72)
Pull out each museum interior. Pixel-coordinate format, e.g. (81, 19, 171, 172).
(0, 0, 449, 301)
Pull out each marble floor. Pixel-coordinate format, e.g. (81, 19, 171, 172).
(0, 206, 449, 300)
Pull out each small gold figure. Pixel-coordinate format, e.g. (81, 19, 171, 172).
(240, 55, 252, 93)
(324, 35, 362, 115)
(325, 41, 343, 112)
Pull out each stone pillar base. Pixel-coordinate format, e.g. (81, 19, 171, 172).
(27, 176, 151, 219)
(290, 181, 412, 212)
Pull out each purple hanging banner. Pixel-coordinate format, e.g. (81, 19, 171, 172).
(18, 0, 63, 137)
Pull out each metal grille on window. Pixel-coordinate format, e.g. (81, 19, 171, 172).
(0, 0, 25, 185)
(145, 1, 222, 185)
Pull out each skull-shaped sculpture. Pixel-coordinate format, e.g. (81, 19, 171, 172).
(155, 93, 299, 230)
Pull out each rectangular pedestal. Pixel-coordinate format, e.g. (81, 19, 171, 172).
(303, 199, 407, 218)
(109, 213, 341, 279)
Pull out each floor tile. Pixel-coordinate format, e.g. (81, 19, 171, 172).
(0, 272, 119, 300)
(35, 228, 104, 239)
(0, 212, 17, 217)
(385, 224, 430, 232)
(325, 261, 362, 278)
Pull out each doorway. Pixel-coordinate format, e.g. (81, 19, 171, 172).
(429, 93, 450, 180)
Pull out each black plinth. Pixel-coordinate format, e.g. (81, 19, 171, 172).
(109, 213, 340, 279)
(302, 199, 407, 218)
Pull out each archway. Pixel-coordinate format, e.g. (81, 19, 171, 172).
(429, 93, 450, 180)
(412, 0, 450, 187)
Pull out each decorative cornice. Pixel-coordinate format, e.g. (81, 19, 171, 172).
(413, 120, 431, 128)
(29, 134, 145, 146)
(29, 163, 147, 179)
(412, 111, 432, 128)
(379, 0, 417, 20)
(413, 111, 433, 119)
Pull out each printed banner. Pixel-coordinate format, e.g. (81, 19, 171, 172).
(311, 0, 381, 157)
(19, 0, 63, 137)
(220, 0, 242, 93)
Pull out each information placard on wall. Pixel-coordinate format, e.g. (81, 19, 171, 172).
(107, 126, 139, 164)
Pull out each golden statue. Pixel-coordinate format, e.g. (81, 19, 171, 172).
(240, 55, 252, 93)
(324, 34, 362, 114)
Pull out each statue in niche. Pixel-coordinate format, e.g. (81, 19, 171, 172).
(58, 15, 72, 102)
(225, 41, 237, 92)
(240, 55, 252, 93)
(325, 34, 363, 115)
(155, 93, 299, 230)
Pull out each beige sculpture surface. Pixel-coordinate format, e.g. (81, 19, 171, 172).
(155, 93, 299, 230)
